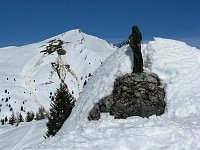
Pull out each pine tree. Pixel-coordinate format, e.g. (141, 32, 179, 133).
(26, 111, 34, 122)
(46, 84, 75, 137)
(35, 106, 46, 120)
(5, 116, 8, 123)
(30, 112, 35, 121)
(21, 106, 23, 111)
(18, 113, 24, 122)
(1, 119, 4, 125)
(9, 112, 16, 125)
(26, 112, 31, 122)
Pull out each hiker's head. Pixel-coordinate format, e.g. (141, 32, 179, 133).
(132, 25, 139, 33)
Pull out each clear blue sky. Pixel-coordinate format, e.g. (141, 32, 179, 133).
(0, 0, 200, 48)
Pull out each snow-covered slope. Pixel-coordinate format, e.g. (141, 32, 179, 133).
(0, 29, 116, 119)
(0, 120, 46, 150)
(25, 38, 200, 150)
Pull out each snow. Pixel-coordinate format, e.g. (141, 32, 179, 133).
(0, 120, 47, 150)
(146, 38, 200, 118)
(1, 31, 200, 149)
(0, 29, 116, 119)
(23, 38, 200, 150)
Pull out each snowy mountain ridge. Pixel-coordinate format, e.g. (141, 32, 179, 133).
(0, 29, 117, 119)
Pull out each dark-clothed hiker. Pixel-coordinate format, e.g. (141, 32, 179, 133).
(129, 25, 143, 73)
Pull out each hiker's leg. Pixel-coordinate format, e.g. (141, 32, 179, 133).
(133, 47, 143, 73)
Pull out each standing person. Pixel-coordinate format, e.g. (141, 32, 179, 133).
(128, 25, 143, 73)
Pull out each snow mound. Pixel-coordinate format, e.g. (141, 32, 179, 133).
(24, 38, 200, 150)
(146, 38, 200, 118)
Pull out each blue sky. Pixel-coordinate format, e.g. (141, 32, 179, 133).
(0, 0, 200, 48)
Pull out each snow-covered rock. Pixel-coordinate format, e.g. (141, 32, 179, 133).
(88, 72, 166, 120)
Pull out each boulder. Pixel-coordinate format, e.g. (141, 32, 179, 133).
(88, 72, 166, 120)
(57, 48, 66, 55)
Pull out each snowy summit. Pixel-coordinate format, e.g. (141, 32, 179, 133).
(0, 30, 200, 150)
(0, 29, 116, 119)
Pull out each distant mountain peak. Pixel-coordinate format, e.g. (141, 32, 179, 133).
(0, 30, 117, 119)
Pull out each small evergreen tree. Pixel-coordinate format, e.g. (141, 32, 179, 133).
(26, 112, 31, 122)
(26, 111, 34, 122)
(21, 106, 23, 111)
(18, 113, 24, 122)
(5, 116, 8, 122)
(83, 80, 87, 87)
(9, 112, 16, 125)
(35, 113, 40, 120)
(31, 112, 35, 121)
(46, 84, 75, 137)
(35, 106, 46, 120)
(1, 119, 4, 125)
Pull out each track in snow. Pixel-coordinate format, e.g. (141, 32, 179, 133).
(11, 123, 36, 150)
(0, 120, 46, 150)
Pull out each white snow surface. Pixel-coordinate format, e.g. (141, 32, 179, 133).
(0, 120, 46, 150)
(0, 29, 116, 119)
(22, 38, 200, 150)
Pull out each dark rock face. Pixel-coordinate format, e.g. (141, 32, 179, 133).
(88, 73, 166, 120)
(57, 49, 66, 55)
(40, 39, 66, 55)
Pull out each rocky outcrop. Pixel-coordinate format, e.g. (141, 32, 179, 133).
(88, 72, 166, 120)
(40, 39, 66, 55)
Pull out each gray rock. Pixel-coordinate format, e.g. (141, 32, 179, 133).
(88, 72, 166, 120)
(88, 103, 100, 120)
(99, 95, 113, 112)
(146, 75, 158, 84)
(147, 83, 156, 91)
